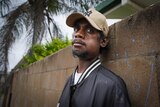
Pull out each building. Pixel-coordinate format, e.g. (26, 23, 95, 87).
(96, 0, 160, 19)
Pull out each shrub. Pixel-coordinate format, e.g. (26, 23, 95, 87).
(19, 37, 71, 68)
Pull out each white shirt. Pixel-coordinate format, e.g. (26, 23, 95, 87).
(74, 71, 82, 84)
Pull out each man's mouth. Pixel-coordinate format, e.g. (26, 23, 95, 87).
(72, 39, 86, 47)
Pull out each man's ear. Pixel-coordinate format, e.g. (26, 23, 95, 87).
(100, 37, 109, 48)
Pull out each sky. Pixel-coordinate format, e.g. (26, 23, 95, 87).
(8, 14, 121, 71)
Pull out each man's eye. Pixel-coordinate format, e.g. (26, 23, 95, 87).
(86, 28, 94, 33)
(74, 27, 78, 32)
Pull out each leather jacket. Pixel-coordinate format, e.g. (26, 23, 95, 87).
(58, 64, 131, 107)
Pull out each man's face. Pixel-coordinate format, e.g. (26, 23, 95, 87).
(72, 19, 101, 60)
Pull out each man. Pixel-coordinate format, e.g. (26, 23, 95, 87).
(57, 8, 131, 107)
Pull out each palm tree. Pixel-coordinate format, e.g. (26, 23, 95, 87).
(0, 0, 104, 77)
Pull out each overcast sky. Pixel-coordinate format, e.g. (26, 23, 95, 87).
(8, 14, 120, 71)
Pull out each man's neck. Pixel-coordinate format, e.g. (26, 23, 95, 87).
(77, 57, 98, 73)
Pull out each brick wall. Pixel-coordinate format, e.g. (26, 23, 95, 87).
(6, 2, 160, 107)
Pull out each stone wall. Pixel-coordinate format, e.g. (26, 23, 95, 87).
(9, 47, 78, 107)
(5, 2, 160, 107)
(101, 2, 160, 106)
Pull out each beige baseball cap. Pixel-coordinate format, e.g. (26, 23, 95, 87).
(66, 8, 109, 37)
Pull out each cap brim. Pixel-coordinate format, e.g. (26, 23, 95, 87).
(66, 12, 101, 31)
(66, 13, 84, 27)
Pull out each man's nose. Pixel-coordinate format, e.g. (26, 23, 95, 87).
(74, 28, 85, 39)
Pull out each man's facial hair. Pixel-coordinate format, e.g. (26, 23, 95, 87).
(72, 50, 89, 59)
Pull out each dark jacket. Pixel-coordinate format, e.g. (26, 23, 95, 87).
(58, 65, 131, 107)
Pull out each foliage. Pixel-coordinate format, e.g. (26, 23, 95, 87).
(19, 37, 71, 68)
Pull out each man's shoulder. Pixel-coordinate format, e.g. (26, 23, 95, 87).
(97, 65, 119, 80)
(96, 65, 126, 87)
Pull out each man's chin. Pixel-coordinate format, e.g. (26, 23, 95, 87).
(72, 50, 88, 59)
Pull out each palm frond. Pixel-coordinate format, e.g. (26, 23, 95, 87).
(64, 0, 104, 12)
(27, 0, 65, 44)
(0, 2, 30, 72)
(47, 0, 62, 15)
(27, 0, 46, 44)
(0, 0, 11, 17)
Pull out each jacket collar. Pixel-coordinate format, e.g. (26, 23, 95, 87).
(72, 58, 101, 85)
